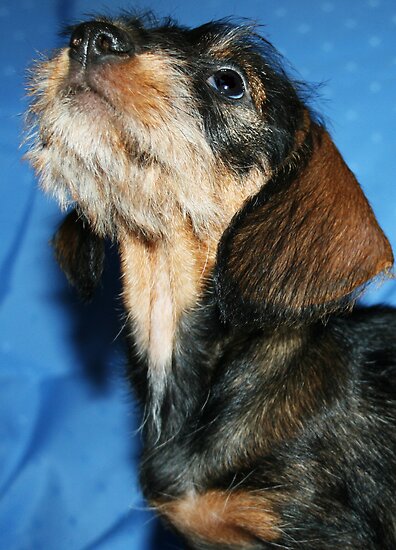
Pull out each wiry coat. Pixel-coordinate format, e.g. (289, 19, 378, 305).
(26, 13, 396, 549)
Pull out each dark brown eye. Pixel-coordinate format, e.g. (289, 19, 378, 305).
(207, 69, 245, 100)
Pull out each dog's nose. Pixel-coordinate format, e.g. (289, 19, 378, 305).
(69, 21, 134, 66)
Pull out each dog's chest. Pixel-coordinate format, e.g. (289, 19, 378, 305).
(119, 230, 215, 376)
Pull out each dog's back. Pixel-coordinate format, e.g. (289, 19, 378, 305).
(261, 308, 396, 549)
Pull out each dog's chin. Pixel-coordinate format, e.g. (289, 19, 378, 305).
(29, 102, 195, 240)
(57, 82, 123, 146)
(64, 86, 116, 118)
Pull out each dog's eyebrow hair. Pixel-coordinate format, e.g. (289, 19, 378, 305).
(26, 13, 396, 550)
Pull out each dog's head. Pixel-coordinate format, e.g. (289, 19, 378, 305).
(26, 14, 393, 324)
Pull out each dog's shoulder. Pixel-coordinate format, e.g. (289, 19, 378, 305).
(327, 306, 396, 400)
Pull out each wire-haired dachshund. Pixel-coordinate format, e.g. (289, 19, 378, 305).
(26, 12, 396, 549)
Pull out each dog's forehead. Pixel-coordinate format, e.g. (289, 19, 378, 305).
(104, 17, 267, 67)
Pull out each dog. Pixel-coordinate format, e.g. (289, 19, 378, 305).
(26, 12, 396, 549)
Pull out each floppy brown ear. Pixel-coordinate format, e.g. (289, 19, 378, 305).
(52, 209, 105, 301)
(215, 124, 394, 326)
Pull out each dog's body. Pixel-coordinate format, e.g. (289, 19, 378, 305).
(26, 14, 396, 549)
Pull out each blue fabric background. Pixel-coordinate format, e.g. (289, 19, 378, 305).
(1, 0, 395, 548)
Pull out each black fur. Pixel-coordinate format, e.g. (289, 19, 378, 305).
(53, 210, 105, 301)
(135, 303, 396, 549)
(44, 14, 396, 550)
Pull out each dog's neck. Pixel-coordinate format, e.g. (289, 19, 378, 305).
(118, 222, 350, 494)
(119, 222, 219, 419)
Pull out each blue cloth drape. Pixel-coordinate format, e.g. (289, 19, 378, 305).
(1, 1, 395, 548)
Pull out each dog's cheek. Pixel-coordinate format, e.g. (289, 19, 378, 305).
(194, 88, 265, 176)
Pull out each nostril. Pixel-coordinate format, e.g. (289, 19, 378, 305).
(97, 35, 111, 53)
(69, 21, 134, 67)
(93, 31, 132, 56)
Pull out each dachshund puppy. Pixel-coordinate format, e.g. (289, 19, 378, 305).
(26, 13, 396, 549)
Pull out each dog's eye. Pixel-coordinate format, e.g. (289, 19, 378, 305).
(207, 69, 245, 100)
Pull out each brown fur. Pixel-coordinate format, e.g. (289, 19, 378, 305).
(119, 221, 216, 364)
(26, 17, 396, 550)
(156, 490, 281, 547)
(219, 125, 393, 321)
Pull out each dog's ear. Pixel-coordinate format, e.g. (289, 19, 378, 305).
(52, 209, 105, 301)
(215, 125, 394, 325)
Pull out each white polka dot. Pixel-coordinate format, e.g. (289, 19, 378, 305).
(346, 109, 359, 121)
(371, 132, 383, 143)
(345, 61, 358, 72)
(345, 18, 358, 29)
(1, 341, 11, 353)
(321, 2, 334, 12)
(369, 81, 382, 93)
(369, 35, 382, 47)
(275, 7, 287, 17)
(297, 23, 311, 34)
(322, 42, 334, 52)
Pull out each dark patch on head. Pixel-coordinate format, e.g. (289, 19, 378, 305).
(183, 22, 308, 173)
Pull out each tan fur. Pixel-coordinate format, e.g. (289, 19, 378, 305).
(26, 20, 395, 548)
(156, 489, 280, 546)
(27, 37, 393, 411)
(118, 162, 266, 391)
(244, 66, 266, 110)
(27, 49, 256, 240)
(119, 223, 215, 366)
(26, 41, 269, 417)
(119, 222, 216, 420)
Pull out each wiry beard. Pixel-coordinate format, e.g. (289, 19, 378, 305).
(25, 51, 226, 240)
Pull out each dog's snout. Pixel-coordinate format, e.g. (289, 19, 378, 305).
(69, 21, 134, 67)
